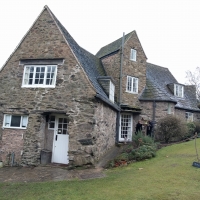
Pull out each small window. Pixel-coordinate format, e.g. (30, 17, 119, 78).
(126, 76, 138, 93)
(174, 84, 184, 98)
(109, 81, 115, 102)
(22, 65, 57, 88)
(3, 115, 28, 129)
(185, 112, 193, 122)
(120, 114, 132, 141)
(130, 49, 137, 61)
(48, 116, 55, 129)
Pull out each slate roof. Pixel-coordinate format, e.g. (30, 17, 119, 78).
(46, 6, 119, 110)
(96, 31, 134, 58)
(140, 63, 200, 112)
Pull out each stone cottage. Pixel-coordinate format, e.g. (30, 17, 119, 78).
(0, 6, 119, 166)
(0, 5, 199, 166)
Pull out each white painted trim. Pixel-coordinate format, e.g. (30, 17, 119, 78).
(130, 49, 137, 61)
(174, 84, 184, 98)
(126, 76, 138, 94)
(119, 113, 133, 142)
(3, 114, 28, 129)
(21, 65, 57, 88)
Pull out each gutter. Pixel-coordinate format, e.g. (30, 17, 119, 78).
(95, 94, 120, 111)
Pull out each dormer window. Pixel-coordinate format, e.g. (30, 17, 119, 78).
(174, 84, 184, 98)
(97, 77, 115, 103)
(130, 49, 137, 61)
(109, 81, 115, 103)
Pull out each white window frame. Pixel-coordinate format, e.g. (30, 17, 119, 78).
(126, 76, 138, 94)
(3, 114, 28, 129)
(109, 81, 115, 103)
(174, 84, 184, 98)
(22, 65, 57, 88)
(185, 112, 193, 122)
(130, 49, 137, 61)
(119, 114, 133, 142)
(48, 115, 56, 130)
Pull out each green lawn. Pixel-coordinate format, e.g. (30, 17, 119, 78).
(1, 139, 200, 200)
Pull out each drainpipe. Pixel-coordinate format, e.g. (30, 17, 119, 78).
(116, 33, 125, 143)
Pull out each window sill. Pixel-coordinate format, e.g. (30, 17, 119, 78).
(21, 85, 56, 88)
(126, 90, 138, 94)
(2, 127, 27, 130)
(130, 59, 137, 62)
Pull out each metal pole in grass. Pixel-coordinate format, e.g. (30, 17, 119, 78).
(193, 132, 200, 168)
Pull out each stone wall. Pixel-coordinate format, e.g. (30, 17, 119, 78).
(100, 32, 147, 108)
(0, 129, 25, 165)
(101, 53, 121, 102)
(140, 101, 176, 122)
(93, 101, 116, 161)
(0, 9, 105, 166)
(175, 109, 200, 122)
(122, 32, 147, 107)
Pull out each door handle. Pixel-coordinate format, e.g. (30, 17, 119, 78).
(56, 135, 58, 141)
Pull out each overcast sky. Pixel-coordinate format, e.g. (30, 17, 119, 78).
(0, 0, 200, 84)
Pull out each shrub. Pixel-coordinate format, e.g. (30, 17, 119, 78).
(194, 122, 200, 134)
(156, 115, 187, 143)
(106, 133, 157, 168)
(131, 144, 157, 161)
(186, 122, 196, 137)
(132, 132, 155, 147)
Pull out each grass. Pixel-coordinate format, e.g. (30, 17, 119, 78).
(1, 139, 200, 199)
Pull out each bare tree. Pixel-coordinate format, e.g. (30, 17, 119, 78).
(186, 67, 200, 100)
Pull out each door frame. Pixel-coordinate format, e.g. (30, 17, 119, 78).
(51, 115, 69, 164)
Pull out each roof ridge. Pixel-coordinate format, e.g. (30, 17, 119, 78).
(147, 62, 169, 70)
(96, 31, 135, 58)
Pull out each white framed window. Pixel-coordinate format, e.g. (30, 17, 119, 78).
(109, 81, 115, 103)
(174, 84, 184, 98)
(119, 114, 132, 141)
(3, 114, 28, 129)
(126, 76, 138, 93)
(185, 112, 193, 122)
(48, 116, 56, 130)
(130, 49, 137, 61)
(22, 65, 57, 88)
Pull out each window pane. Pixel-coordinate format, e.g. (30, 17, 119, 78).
(49, 123, 55, 129)
(10, 116, 21, 127)
(49, 116, 55, 129)
(35, 78, 39, 84)
(22, 116, 28, 127)
(4, 115, 11, 127)
(50, 116, 55, 121)
(36, 67, 40, 72)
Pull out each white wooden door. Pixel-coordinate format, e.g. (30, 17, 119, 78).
(119, 114, 132, 142)
(52, 117, 69, 164)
